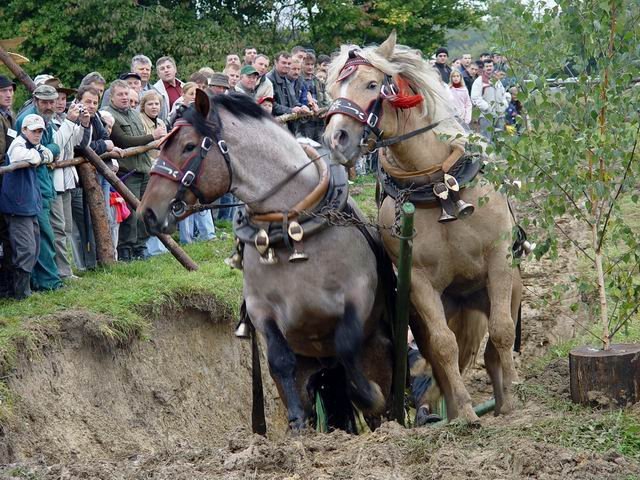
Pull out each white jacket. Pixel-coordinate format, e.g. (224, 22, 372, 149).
(153, 78, 183, 122)
(52, 116, 89, 192)
(471, 76, 508, 118)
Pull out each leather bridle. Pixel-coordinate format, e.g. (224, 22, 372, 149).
(325, 50, 442, 153)
(150, 118, 233, 217)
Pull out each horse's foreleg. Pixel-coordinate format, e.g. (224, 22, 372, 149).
(409, 271, 478, 424)
(487, 252, 520, 415)
(264, 319, 307, 431)
(484, 339, 504, 414)
(335, 302, 385, 415)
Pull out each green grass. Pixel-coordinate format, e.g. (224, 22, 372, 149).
(350, 173, 379, 221)
(0, 227, 242, 373)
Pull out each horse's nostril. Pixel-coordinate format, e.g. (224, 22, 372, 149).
(332, 129, 350, 149)
(143, 208, 158, 228)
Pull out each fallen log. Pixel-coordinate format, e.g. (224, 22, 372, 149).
(80, 146, 199, 272)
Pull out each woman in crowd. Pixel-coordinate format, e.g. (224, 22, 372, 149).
(448, 70, 472, 126)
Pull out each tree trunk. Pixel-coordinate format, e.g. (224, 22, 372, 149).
(76, 162, 115, 266)
(80, 146, 199, 272)
(569, 344, 640, 407)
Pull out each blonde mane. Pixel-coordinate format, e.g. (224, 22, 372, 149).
(327, 42, 468, 147)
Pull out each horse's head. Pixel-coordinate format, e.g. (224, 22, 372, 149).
(324, 31, 425, 167)
(139, 89, 231, 235)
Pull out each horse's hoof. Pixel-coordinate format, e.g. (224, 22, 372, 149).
(415, 406, 442, 427)
(288, 417, 308, 433)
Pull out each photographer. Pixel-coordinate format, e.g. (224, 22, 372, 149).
(49, 79, 91, 278)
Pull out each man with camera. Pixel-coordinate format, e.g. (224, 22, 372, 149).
(48, 79, 92, 278)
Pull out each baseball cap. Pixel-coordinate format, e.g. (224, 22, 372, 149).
(240, 65, 259, 76)
(208, 73, 230, 88)
(0, 76, 16, 90)
(119, 72, 142, 81)
(33, 84, 59, 100)
(257, 96, 274, 105)
(22, 114, 46, 131)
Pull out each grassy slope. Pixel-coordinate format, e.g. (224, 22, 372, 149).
(0, 224, 242, 368)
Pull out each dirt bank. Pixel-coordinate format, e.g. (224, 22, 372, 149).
(0, 295, 286, 465)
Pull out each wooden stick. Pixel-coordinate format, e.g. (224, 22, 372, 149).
(0, 44, 35, 92)
(276, 107, 328, 124)
(0, 139, 163, 174)
(80, 146, 199, 272)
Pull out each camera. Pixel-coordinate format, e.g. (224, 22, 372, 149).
(77, 104, 86, 114)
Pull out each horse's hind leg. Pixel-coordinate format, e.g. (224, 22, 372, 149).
(487, 249, 520, 415)
(263, 319, 307, 431)
(335, 302, 385, 415)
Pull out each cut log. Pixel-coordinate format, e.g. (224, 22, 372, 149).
(76, 162, 115, 266)
(569, 343, 640, 407)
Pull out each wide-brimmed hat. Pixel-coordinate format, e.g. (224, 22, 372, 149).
(0, 76, 16, 90)
(240, 65, 259, 76)
(45, 77, 77, 96)
(208, 73, 230, 89)
(32, 84, 59, 100)
(22, 114, 46, 131)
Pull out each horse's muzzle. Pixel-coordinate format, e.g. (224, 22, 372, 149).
(142, 207, 175, 236)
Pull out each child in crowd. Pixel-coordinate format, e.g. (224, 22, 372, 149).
(0, 114, 54, 298)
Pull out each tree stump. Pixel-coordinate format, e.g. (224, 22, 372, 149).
(569, 343, 640, 407)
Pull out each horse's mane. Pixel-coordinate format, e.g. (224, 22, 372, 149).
(179, 92, 270, 137)
(327, 42, 468, 147)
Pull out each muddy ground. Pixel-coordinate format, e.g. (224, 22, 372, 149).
(1, 218, 639, 479)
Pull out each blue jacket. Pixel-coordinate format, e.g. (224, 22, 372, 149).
(16, 106, 59, 202)
(0, 135, 43, 216)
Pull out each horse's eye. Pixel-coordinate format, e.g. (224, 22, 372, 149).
(184, 143, 196, 153)
(367, 81, 378, 90)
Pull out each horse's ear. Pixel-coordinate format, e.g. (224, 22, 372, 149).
(377, 30, 397, 59)
(194, 88, 210, 118)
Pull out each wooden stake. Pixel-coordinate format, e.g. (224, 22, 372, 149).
(0, 44, 35, 92)
(76, 162, 115, 266)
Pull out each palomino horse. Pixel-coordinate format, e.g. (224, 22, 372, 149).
(324, 32, 522, 423)
(138, 91, 392, 431)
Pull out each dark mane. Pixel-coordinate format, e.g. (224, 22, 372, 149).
(212, 92, 270, 120)
(178, 92, 269, 138)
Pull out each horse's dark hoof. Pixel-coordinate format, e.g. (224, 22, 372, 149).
(288, 416, 308, 433)
(415, 406, 442, 427)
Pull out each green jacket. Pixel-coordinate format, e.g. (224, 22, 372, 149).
(104, 104, 154, 174)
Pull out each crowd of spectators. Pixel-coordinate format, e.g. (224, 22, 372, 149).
(0, 46, 332, 299)
(431, 48, 524, 140)
(0, 42, 523, 301)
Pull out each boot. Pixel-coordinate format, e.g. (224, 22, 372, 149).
(0, 268, 14, 299)
(13, 269, 32, 300)
(118, 247, 133, 262)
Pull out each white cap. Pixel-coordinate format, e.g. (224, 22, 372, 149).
(33, 74, 55, 86)
(22, 114, 46, 131)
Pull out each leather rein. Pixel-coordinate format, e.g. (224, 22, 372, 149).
(149, 115, 328, 222)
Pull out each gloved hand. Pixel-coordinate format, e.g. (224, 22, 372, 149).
(38, 146, 54, 165)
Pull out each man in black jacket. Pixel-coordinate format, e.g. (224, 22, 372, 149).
(433, 47, 452, 84)
(267, 52, 309, 133)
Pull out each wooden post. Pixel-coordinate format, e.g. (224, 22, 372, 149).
(570, 344, 640, 407)
(0, 44, 35, 92)
(391, 202, 415, 425)
(80, 146, 199, 272)
(76, 162, 115, 266)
